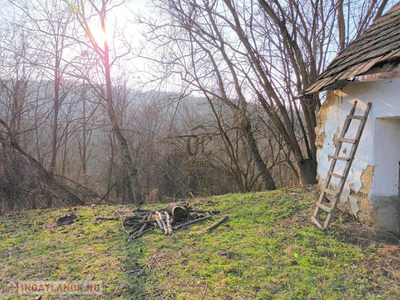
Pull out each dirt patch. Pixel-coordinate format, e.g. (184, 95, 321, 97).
(335, 222, 399, 248)
(280, 211, 312, 228)
(44, 212, 77, 229)
(328, 214, 400, 292)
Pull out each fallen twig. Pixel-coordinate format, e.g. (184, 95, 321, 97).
(189, 209, 221, 214)
(173, 215, 213, 230)
(116, 211, 130, 235)
(132, 208, 152, 213)
(137, 214, 152, 236)
(124, 215, 147, 226)
(131, 228, 154, 239)
(155, 213, 163, 231)
(127, 219, 157, 225)
(125, 266, 146, 276)
(164, 211, 172, 235)
(133, 208, 166, 214)
(205, 216, 228, 233)
(128, 224, 142, 235)
(200, 282, 207, 300)
(156, 211, 167, 233)
(96, 217, 118, 221)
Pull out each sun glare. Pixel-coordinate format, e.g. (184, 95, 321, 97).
(92, 28, 107, 45)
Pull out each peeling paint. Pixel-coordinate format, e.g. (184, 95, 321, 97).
(333, 90, 346, 99)
(354, 165, 379, 226)
(315, 131, 326, 148)
(315, 91, 336, 149)
(340, 183, 351, 204)
(336, 166, 379, 225)
(332, 127, 341, 147)
(359, 165, 375, 195)
(344, 183, 358, 215)
(348, 195, 360, 215)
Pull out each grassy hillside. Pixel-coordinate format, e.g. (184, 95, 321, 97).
(1, 186, 399, 299)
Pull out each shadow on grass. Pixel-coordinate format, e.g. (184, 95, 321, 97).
(122, 233, 163, 300)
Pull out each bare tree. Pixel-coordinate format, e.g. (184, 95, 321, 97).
(138, 0, 392, 185)
(66, 0, 142, 204)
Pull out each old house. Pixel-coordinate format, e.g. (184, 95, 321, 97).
(304, 3, 400, 234)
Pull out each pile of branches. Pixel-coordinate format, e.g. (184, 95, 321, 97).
(113, 203, 227, 239)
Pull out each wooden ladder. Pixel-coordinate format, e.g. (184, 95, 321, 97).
(311, 101, 372, 229)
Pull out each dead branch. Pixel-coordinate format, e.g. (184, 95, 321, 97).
(188, 209, 221, 214)
(96, 217, 119, 221)
(127, 219, 157, 225)
(135, 214, 150, 236)
(133, 208, 166, 214)
(156, 211, 167, 233)
(128, 224, 142, 235)
(164, 211, 172, 235)
(131, 228, 154, 239)
(173, 215, 213, 230)
(0, 118, 85, 206)
(205, 216, 229, 233)
(155, 213, 164, 231)
(116, 211, 130, 235)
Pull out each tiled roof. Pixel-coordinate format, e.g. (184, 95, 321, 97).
(304, 3, 400, 94)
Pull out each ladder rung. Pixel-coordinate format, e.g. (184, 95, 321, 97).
(328, 171, 344, 179)
(311, 216, 323, 228)
(316, 202, 332, 212)
(347, 115, 364, 120)
(321, 188, 337, 196)
(332, 155, 351, 161)
(338, 138, 357, 144)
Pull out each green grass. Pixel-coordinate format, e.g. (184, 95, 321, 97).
(0, 204, 139, 299)
(1, 186, 399, 299)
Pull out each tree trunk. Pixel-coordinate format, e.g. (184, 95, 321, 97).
(49, 70, 60, 175)
(297, 159, 318, 185)
(166, 203, 188, 222)
(100, 8, 142, 205)
(337, 0, 346, 52)
(243, 119, 276, 190)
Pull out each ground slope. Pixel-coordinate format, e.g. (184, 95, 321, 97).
(0, 186, 399, 299)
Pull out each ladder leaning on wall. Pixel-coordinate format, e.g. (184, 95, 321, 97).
(311, 101, 372, 229)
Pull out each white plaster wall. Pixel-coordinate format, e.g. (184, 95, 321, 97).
(373, 118, 400, 196)
(317, 70, 400, 205)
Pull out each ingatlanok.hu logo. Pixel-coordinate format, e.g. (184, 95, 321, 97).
(5, 280, 103, 295)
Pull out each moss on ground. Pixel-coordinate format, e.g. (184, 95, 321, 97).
(1, 186, 399, 299)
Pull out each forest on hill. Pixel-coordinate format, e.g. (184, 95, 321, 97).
(0, 0, 394, 211)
